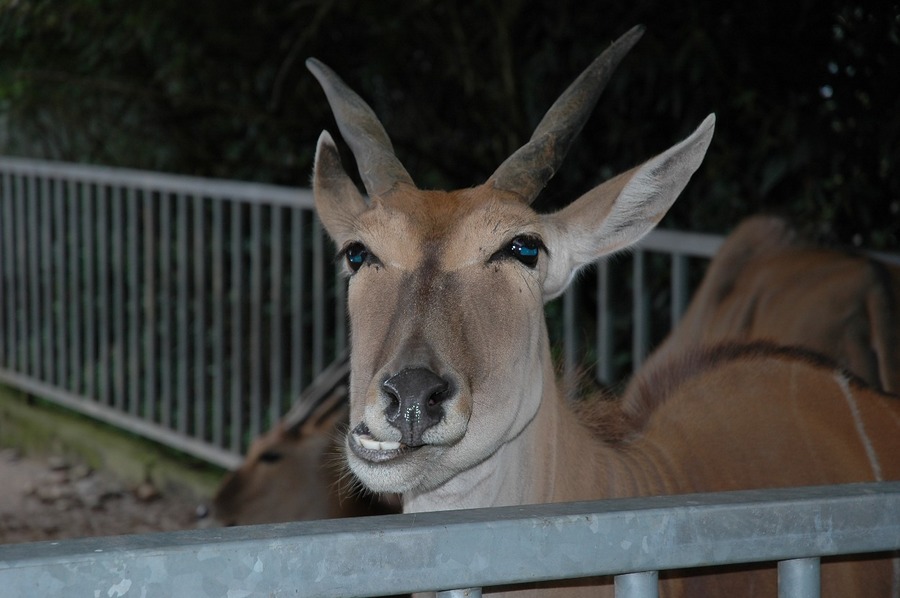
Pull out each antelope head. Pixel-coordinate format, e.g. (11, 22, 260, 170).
(308, 26, 714, 497)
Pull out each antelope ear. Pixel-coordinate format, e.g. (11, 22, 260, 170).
(312, 130, 368, 243)
(541, 114, 715, 301)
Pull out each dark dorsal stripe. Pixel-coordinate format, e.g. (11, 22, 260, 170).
(622, 340, 896, 434)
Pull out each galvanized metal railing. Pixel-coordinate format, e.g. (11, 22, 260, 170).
(0, 156, 346, 468)
(0, 482, 898, 597)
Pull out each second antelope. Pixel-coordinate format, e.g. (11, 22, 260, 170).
(308, 26, 900, 596)
(211, 354, 398, 525)
(646, 214, 900, 393)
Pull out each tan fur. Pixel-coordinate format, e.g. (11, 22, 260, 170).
(647, 215, 900, 393)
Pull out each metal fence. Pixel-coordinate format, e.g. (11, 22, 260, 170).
(0, 482, 898, 596)
(1, 156, 898, 466)
(0, 156, 346, 469)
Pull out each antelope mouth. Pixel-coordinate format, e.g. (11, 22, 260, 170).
(349, 422, 420, 463)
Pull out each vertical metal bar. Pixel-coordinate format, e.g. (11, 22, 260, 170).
(126, 188, 140, 416)
(211, 199, 225, 448)
(436, 590, 482, 598)
(176, 193, 189, 434)
(0, 172, 5, 367)
(69, 181, 82, 392)
(563, 283, 576, 398)
(1, 172, 13, 367)
(595, 260, 612, 385)
(142, 193, 157, 421)
(40, 177, 54, 383)
(83, 182, 96, 398)
(290, 209, 305, 400)
(97, 185, 111, 405)
(249, 203, 263, 440)
(778, 557, 821, 598)
(194, 196, 208, 442)
(631, 250, 647, 372)
(229, 201, 244, 454)
(312, 217, 325, 375)
(270, 205, 284, 420)
(159, 193, 172, 426)
(615, 571, 658, 598)
(14, 175, 27, 373)
(112, 187, 126, 410)
(670, 253, 688, 330)
(53, 178, 68, 386)
(27, 175, 40, 377)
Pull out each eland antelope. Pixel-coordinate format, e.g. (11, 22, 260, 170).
(211, 354, 398, 525)
(644, 214, 900, 394)
(307, 26, 900, 596)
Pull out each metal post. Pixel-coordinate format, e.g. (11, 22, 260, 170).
(249, 202, 263, 439)
(159, 192, 172, 426)
(290, 208, 306, 398)
(126, 187, 140, 415)
(670, 252, 688, 325)
(595, 259, 612, 385)
(193, 195, 207, 440)
(211, 197, 225, 447)
(615, 571, 658, 598)
(778, 557, 820, 598)
(270, 205, 284, 421)
(229, 200, 244, 453)
(176, 193, 189, 433)
(631, 250, 648, 369)
(97, 184, 110, 405)
(112, 187, 126, 410)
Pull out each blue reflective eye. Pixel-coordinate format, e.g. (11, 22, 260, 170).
(509, 236, 542, 268)
(343, 242, 370, 273)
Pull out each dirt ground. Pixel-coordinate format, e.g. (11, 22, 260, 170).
(0, 447, 208, 545)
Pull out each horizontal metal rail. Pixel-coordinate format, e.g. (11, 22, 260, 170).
(0, 483, 898, 597)
(0, 156, 311, 208)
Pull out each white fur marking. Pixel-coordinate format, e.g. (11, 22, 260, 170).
(834, 373, 882, 481)
(836, 373, 898, 596)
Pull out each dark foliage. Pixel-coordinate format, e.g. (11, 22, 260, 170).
(2, 0, 898, 247)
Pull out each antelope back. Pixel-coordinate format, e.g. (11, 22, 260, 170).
(647, 215, 900, 393)
(308, 27, 714, 496)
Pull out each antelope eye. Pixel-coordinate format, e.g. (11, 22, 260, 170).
(504, 235, 544, 268)
(259, 451, 283, 464)
(342, 242, 371, 273)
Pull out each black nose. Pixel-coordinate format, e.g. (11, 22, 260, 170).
(382, 368, 451, 447)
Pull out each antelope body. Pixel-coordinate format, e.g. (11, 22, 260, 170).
(647, 214, 900, 393)
(308, 26, 900, 596)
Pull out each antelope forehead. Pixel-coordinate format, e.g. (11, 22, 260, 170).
(361, 191, 543, 270)
(437, 204, 544, 268)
